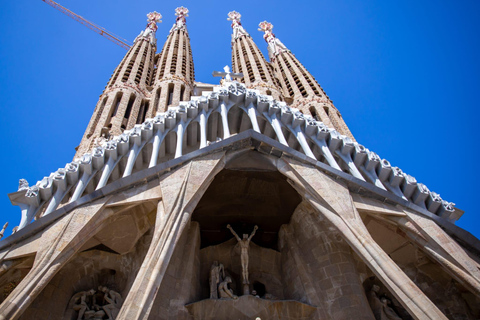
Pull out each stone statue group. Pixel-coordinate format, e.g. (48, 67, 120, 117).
(209, 224, 258, 299)
(71, 286, 123, 320)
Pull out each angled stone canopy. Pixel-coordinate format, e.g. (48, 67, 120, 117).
(0, 130, 479, 320)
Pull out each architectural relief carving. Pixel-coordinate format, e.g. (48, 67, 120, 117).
(70, 287, 123, 320)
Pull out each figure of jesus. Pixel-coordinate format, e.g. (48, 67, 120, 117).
(227, 224, 258, 284)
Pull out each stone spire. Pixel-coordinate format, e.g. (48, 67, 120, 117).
(75, 12, 162, 156)
(258, 21, 354, 139)
(151, 7, 195, 113)
(228, 11, 282, 100)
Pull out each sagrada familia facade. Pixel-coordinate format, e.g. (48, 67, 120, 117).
(0, 7, 479, 320)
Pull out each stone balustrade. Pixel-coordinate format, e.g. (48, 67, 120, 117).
(11, 82, 458, 231)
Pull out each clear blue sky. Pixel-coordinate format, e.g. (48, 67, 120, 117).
(0, 0, 479, 239)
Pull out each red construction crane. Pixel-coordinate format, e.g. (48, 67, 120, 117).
(42, 0, 131, 50)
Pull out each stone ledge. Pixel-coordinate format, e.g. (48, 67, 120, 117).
(185, 295, 316, 320)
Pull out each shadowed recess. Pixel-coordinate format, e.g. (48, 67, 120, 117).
(192, 169, 301, 250)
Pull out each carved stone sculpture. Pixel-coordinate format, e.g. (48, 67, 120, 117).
(70, 287, 123, 320)
(227, 224, 258, 286)
(18, 179, 29, 191)
(218, 276, 238, 300)
(380, 297, 402, 320)
(72, 289, 95, 320)
(99, 286, 123, 320)
(209, 261, 225, 299)
(367, 285, 401, 320)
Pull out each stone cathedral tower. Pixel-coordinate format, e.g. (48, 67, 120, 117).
(1, 8, 480, 320)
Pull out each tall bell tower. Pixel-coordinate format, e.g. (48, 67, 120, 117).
(228, 11, 282, 100)
(258, 21, 354, 139)
(76, 12, 162, 156)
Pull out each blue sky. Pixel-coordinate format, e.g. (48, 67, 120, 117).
(0, 0, 479, 239)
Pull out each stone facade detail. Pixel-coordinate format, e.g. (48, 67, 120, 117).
(0, 9, 478, 320)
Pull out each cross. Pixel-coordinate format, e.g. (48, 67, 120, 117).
(212, 66, 243, 83)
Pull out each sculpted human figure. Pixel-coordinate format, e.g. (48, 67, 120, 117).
(99, 286, 123, 320)
(209, 261, 225, 298)
(381, 297, 402, 320)
(72, 291, 89, 320)
(227, 224, 258, 284)
(218, 276, 238, 299)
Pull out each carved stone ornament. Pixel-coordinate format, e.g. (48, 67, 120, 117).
(18, 179, 29, 191)
(228, 83, 246, 96)
(70, 287, 123, 320)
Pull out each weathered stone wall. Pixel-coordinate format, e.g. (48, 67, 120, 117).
(147, 222, 201, 320)
(279, 201, 374, 319)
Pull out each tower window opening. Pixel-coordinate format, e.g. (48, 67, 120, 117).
(154, 88, 161, 111)
(167, 83, 174, 106)
(309, 106, 322, 121)
(124, 94, 136, 119)
(137, 100, 149, 124)
(324, 106, 330, 116)
(180, 85, 185, 101)
(111, 92, 123, 118)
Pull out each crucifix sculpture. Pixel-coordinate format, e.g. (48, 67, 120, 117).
(212, 66, 243, 85)
(227, 224, 258, 294)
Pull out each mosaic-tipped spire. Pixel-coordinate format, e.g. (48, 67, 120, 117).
(170, 6, 189, 32)
(227, 11, 249, 42)
(258, 21, 354, 139)
(151, 6, 195, 112)
(76, 11, 162, 155)
(135, 11, 162, 44)
(258, 21, 289, 60)
(228, 13, 283, 99)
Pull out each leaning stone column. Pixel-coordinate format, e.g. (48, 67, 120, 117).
(0, 198, 113, 320)
(277, 157, 447, 320)
(116, 152, 225, 320)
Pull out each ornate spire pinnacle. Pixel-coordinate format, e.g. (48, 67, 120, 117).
(135, 11, 162, 44)
(227, 11, 249, 41)
(258, 21, 289, 59)
(171, 6, 189, 32)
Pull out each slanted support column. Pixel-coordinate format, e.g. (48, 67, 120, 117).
(199, 111, 207, 148)
(220, 101, 230, 139)
(277, 158, 447, 320)
(0, 199, 112, 320)
(246, 103, 260, 133)
(269, 113, 288, 146)
(117, 153, 225, 320)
